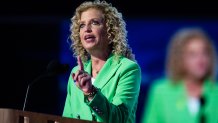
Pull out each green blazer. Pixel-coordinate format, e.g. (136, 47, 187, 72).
(63, 54, 141, 123)
(141, 79, 218, 123)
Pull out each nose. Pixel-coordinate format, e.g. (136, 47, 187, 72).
(84, 24, 92, 33)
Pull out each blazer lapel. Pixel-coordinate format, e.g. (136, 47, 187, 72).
(93, 54, 122, 89)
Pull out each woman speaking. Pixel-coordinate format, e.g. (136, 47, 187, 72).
(62, 1, 141, 123)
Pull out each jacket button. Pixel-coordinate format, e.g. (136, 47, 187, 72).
(93, 106, 97, 109)
(92, 112, 96, 121)
(76, 114, 80, 119)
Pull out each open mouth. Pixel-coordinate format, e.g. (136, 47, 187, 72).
(84, 35, 95, 42)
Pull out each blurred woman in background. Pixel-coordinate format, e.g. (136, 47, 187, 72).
(141, 28, 218, 123)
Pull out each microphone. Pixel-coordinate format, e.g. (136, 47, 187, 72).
(22, 60, 69, 111)
(46, 60, 70, 76)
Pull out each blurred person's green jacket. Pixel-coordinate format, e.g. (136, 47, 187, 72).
(141, 78, 218, 123)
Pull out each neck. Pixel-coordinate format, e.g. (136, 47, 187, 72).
(90, 51, 110, 78)
(90, 50, 110, 61)
(184, 77, 204, 98)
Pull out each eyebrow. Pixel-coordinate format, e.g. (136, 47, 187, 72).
(79, 18, 103, 24)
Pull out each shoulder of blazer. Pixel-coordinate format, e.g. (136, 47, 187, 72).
(71, 66, 79, 74)
(148, 79, 186, 102)
(69, 56, 141, 76)
(118, 57, 141, 72)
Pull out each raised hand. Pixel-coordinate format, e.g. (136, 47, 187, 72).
(72, 56, 92, 94)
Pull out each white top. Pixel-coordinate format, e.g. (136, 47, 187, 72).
(188, 97, 200, 116)
(91, 77, 95, 84)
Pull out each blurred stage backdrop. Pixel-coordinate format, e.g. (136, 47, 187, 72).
(1, 0, 218, 123)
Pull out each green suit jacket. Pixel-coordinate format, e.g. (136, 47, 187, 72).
(63, 54, 141, 123)
(141, 79, 218, 123)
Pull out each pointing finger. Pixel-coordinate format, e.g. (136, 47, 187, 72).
(77, 56, 84, 71)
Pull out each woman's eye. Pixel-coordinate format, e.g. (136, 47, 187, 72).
(79, 24, 85, 28)
(92, 21, 100, 25)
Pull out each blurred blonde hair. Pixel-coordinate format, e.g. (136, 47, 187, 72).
(70, 0, 135, 62)
(166, 28, 217, 82)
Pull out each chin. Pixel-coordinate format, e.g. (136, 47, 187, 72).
(193, 74, 207, 80)
(84, 45, 96, 51)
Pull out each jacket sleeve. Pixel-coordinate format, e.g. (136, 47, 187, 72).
(62, 73, 73, 117)
(85, 63, 141, 123)
(62, 67, 78, 118)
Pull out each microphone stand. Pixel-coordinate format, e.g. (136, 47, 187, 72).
(22, 60, 69, 111)
(22, 73, 48, 111)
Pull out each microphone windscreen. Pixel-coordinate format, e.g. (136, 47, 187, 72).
(46, 60, 69, 75)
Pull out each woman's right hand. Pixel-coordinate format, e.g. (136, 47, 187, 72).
(73, 56, 93, 94)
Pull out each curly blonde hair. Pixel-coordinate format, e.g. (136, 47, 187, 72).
(69, 0, 135, 62)
(166, 28, 217, 82)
